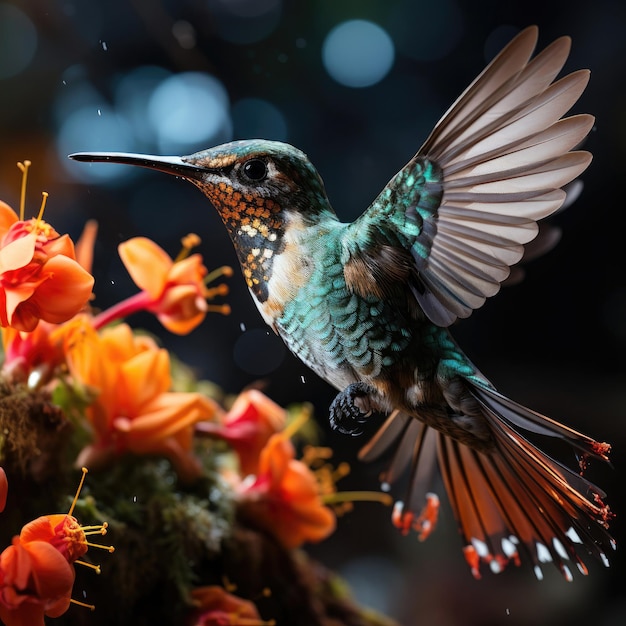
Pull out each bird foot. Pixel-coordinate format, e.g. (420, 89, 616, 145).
(329, 382, 377, 436)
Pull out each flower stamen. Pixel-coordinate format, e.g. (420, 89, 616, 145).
(323, 490, 394, 507)
(70, 598, 96, 611)
(83, 540, 115, 552)
(68, 466, 88, 516)
(17, 160, 31, 221)
(175, 232, 202, 262)
(75, 560, 102, 574)
(281, 404, 311, 440)
(37, 191, 49, 223)
(204, 264, 234, 285)
(81, 522, 109, 536)
(205, 303, 232, 315)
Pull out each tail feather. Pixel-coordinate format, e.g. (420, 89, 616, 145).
(473, 384, 611, 462)
(358, 409, 439, 505)
(358, 385, 614, 579)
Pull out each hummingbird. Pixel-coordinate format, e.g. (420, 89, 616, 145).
(71, 26, 614, 580)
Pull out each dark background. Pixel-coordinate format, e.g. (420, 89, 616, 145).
(1, 0, 625, 624)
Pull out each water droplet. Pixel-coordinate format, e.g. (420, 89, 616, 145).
(240, 322, 246, 332)
(300, 375, 306, 384)
(101, 40, 108, 51)
(97, 108, 101, 116)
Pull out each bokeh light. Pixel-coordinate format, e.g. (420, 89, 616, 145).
(57, 105, 135, 182)
(0, 3, 37, 79)
(115, 65, 172, 146)
(322, 20, 395, 88)
(147, 72, 232, 154)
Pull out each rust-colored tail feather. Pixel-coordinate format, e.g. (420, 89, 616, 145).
(359, 385, 614, 580)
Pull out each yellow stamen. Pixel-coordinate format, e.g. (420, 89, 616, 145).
(81, 522, 108, 536)
(174, 232, 202, 262)
(75, 560, 102, 574)
(322, 491, 394, 506)
(84, 540, 115, 553)
(281, 404, 311, 440)
(68, 467, 88, 516)
(37, 191, 48, 223)
(70, 598, 96, 611)
(204, 265, 234, 284)
(205, 304, 231, 315)
(204, 283, 230, 299)
(17, 160, 31, 221)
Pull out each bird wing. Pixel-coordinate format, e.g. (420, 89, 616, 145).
(344, 26, 594, 327)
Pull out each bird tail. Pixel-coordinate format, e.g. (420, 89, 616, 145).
(358, 384, 614, 580)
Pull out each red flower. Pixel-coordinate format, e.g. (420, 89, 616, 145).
(236, 433, 336, 549)
(0, 200, 94, 332)
(197, 390, 286, 476)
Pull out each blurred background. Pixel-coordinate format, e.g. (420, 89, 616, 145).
(1, 0, 625, 624)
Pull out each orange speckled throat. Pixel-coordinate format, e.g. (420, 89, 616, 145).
(204, 181, 285, 301)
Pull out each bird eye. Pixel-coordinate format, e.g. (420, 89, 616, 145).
(241, 159, 268, 182)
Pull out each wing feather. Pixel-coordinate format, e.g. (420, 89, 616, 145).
(345, 27, 593, 326)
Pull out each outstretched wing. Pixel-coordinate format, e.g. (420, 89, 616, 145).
(343, 26, 594, 327)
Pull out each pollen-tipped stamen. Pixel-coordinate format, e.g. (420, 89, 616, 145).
(70, 598, 96, 611)
(81, 522, 109, 536)
(174, 232, 202, 262)
(84, 540, 115, 553)
(205, 303, 231, 315)
(204, 264, 234, 285)
(322, 491, 394, 506)
(36, 191, 49, 223)
(17, 160, 31, 221)
(75, 560, 102, 574)
(68, 467, 88, 517)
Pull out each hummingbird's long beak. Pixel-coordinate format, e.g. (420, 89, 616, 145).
(68, 152, 207, 181)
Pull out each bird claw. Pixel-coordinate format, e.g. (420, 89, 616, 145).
(328, 382, 376, 436)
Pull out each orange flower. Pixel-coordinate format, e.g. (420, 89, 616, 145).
(64, 320, 220, 480)
(1, 220, 99, 385)
(0, 197, 94, 332)
(95, 236, 230, 335)
(0, 536, 75, 626)
(0, 468, 112, 626)
(189, 586, 275, 626)
(197, 390, 286, 476)
(236, 433, 336, 549)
